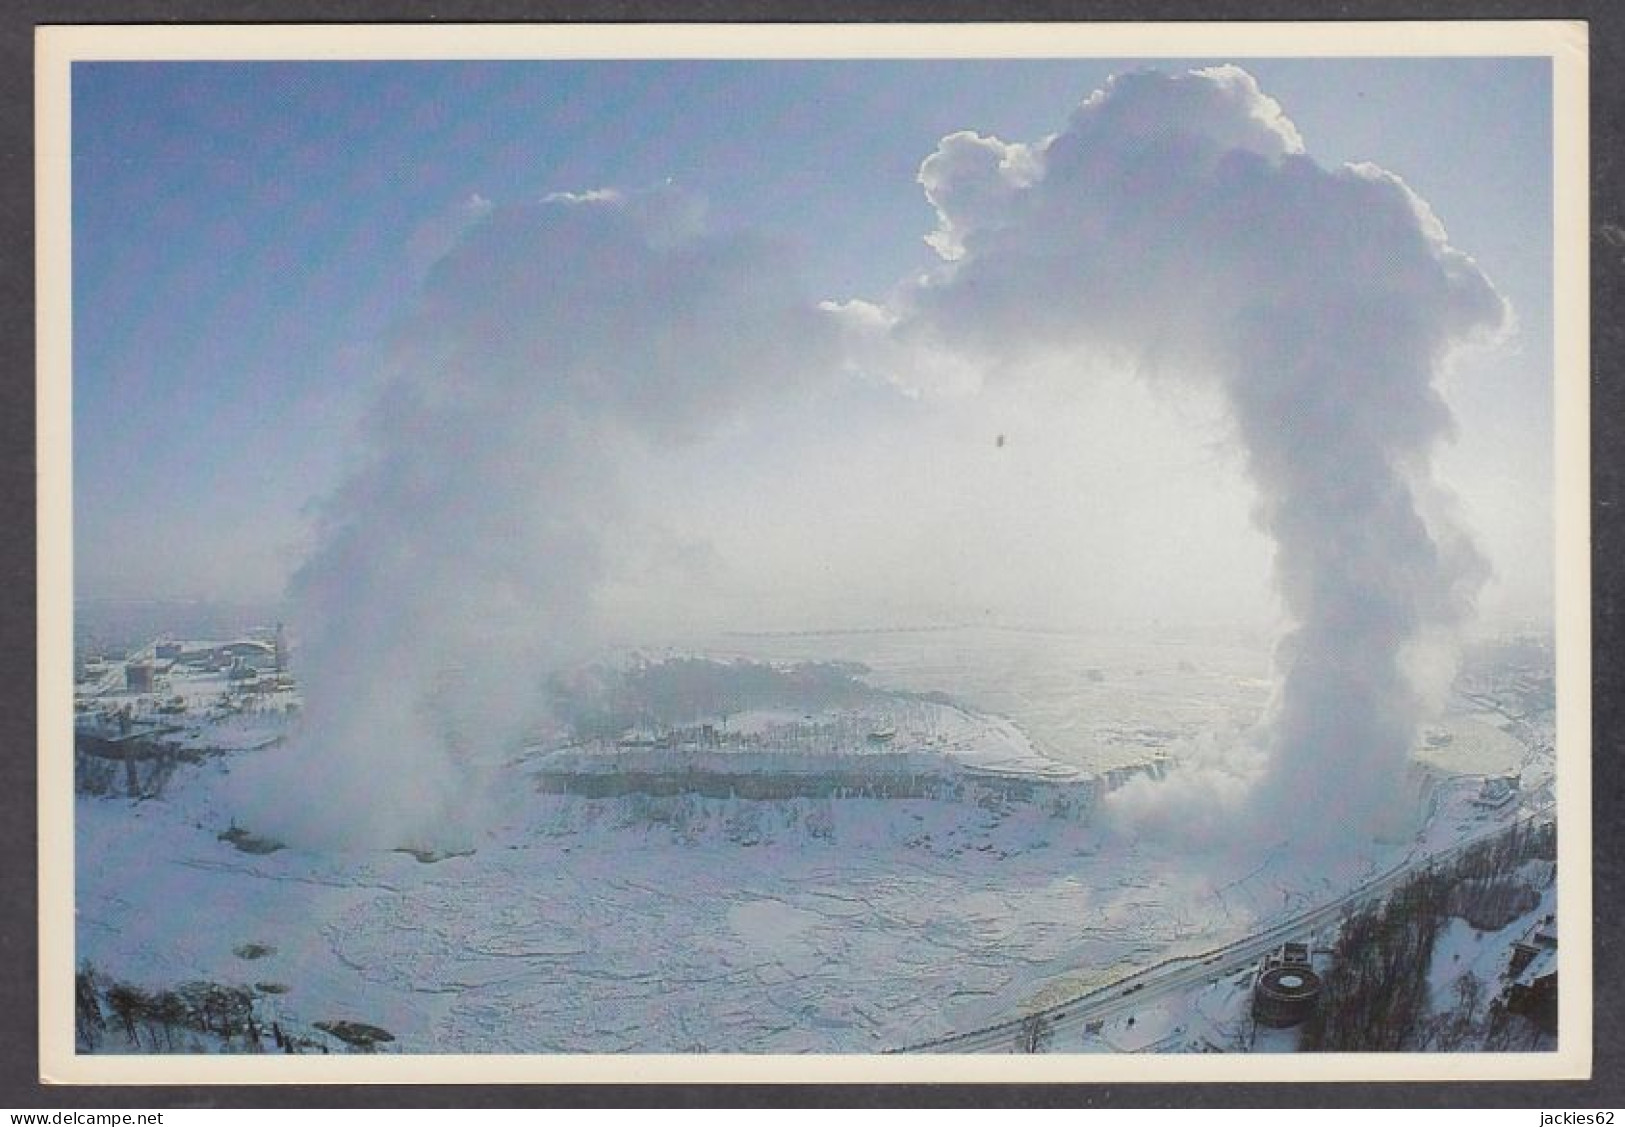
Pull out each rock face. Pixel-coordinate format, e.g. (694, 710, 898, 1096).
(314, 1020, 396, 1050)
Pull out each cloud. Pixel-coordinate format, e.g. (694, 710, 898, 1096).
(821, 297, 984, 398)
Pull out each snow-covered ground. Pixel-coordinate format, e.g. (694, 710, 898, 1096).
(78, 746, 1127, 1052)
(73, 628, 1553, 1054)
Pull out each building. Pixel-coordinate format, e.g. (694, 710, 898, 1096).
(218, 640, 277, 671)
(1509, 914, 1556, 976)
(1473, 775, 1520, 809)
(166, 639, 278, 672)
(1253, 942, 1323, 1028)
(125, 662, 155, 694)
(1506, 915, 1557, 1034)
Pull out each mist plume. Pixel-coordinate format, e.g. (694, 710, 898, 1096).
(232, 188, 836, 850)
(850, 66, 1508, 847)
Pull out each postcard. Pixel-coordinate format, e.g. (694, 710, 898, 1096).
(36, 20, 1590, 1084)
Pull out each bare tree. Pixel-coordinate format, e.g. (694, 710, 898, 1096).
(74, 964, 105, 1050)
(1016, 1012, 1053, 1054)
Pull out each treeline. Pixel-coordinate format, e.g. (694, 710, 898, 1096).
(1447, 818, 1556, 933)
(75, 963, 378, 1055)
(74, 743, 181, 799)
(550, 656, 878, 739)
(1299, 866, 1450, 1050)
(1300, 818, 1556, 1052)
(1453, 818, 1557, 880)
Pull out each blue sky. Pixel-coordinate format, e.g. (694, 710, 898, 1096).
(71, 57, 1554, 627)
